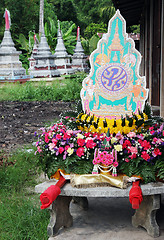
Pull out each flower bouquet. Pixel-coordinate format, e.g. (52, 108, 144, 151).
(35, 111, 164, 183)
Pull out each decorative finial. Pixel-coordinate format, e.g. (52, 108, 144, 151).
(4, 9, 11, 30)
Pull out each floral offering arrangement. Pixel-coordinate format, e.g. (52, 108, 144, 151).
(35, 106, 164, 183)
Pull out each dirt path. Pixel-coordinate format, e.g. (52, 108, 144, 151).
(0, 101, 75, 153)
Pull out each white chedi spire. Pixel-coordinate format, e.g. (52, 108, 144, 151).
(73, 26, 85, 56)
(36, 31, 52, 57)
(54, 20, 68, 57)
(0, 29, 17, 53)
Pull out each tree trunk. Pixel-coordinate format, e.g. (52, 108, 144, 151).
(39, 0, 44, 35)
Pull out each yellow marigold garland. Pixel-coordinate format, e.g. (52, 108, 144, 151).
(76, 113, 148, 134)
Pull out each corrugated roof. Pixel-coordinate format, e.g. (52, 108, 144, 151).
(112, 0, 144, 26)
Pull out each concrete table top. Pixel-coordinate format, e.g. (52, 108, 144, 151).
(35, 180, 164, 197)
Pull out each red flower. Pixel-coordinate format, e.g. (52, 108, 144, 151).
(65, 145, 70, 151)
(85, 132, 91, 138)
(63, 132, 71, 140)
(76, 147, 84, 157)
(122, 140, 131, 149)
(77, 138, 85, 146)
(141, 140, 151, 150)
(45, 133, 50, 143)
(150, 130, 155, 134)
(86, 139, 96, 149)
(152, 137, 158, 143)
(130, 153, 137, 159)
(153, 148, 162, 157)
(59, 147, 64, 154)
(56, 134, 62, 140)
(141, 151, 150, 161)
(138, 139, 143, 145)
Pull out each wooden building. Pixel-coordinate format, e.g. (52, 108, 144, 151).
(112, 0, 164, 117)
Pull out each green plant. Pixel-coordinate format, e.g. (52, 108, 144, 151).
(0, 146, 40, 192)
(0, 75, 83, 101)
(0, 147, 49, 240)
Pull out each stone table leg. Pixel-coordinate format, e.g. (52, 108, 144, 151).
(72, 196, 89, 210)
(132, 194, 160, 238)
(47, 196, 73, 237)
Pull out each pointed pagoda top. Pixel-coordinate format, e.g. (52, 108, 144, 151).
(36, 32, 52, 57)
(54, 20, 68, 57)
(73, 26, 85, 56)
(0, 29, 18, 54)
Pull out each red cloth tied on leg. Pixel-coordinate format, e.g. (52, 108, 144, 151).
(40, 176, 67, 209)
(129, 180, 143, 209)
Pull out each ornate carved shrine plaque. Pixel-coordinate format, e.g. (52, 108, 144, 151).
(81, 10, 148, 119)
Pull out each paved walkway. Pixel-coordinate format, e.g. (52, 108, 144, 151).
(49, 195, 164, 240)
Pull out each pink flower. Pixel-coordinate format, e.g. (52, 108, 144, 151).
(37, 146, 42, 153)
(93, 157, 99, 165)
(129, 146, 138, 154)
(86, 139, 96, 149)
(116, 132, 123, 140)
(125, 158, 130, 162)
(52, 138, 57, 145)
(48, 143, 56, 151)
(99, 152, 104, 160)
(127, 132, 136, 138)
(76, 147, 84, 157)
(103, 151, 108, 156)
(156, 139, 163, 144)
(101, 158, 107, 164)
(77, 138, 85, 147)
(113, 162, 118, 167)
(65, 145, 70, 151)
(66, 130, 73, 134)
(106, 154, 114, 164)
(141, 151, 150, 161)
(59, 147, 64, 154)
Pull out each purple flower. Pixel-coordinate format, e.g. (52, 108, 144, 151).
(63, 151, 67, 160)
(70, 143, 74, 148)
(136, 134, 144, 140)
(61, 140, 66, 145)
(131, 139, 135, 144)
(120, 139, 124, 145)
(55, 149, 59, 156)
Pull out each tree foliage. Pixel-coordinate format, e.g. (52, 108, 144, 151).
(0, 0, 39, 44)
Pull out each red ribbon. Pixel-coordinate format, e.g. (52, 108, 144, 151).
(129, 180, 143, 209)
(40, 176, 67, 209)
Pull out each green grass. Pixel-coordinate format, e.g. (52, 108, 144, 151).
(0, 74, 84, 101)
(0, 147, 50, 240)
